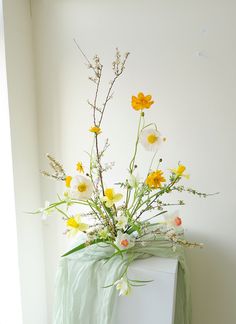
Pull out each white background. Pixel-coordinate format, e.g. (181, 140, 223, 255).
(3, 0, 236, 323)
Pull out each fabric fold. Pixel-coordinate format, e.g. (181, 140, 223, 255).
(53, 241, 191, 324)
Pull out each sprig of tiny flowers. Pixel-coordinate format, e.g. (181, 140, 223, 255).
(35, 49, 216, 296)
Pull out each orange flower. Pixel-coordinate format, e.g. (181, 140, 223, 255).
(146, 170, 166, 189)
(65, 175, 72, 188)
(131, 92, 154, 111)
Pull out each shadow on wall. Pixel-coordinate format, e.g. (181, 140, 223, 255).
(186, 230, 236, 324)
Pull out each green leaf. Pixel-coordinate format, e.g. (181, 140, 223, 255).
(61, 239, 106, 257)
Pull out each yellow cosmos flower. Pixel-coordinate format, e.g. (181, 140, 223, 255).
(102, 188, 123, 208)
(65, 175, 72, 188)
(66, 214, 89, 237)
(146, 170, 166, 189)
(170, 164, 189, 179)
(131, 92, 154, 111)
(76, 161, 84, 173)
(89, 126, 101, 134)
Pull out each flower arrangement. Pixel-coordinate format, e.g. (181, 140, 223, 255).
(36, 45, 215, 296)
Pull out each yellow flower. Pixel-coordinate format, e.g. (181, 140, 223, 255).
(89, 126, 101, 134)
(131, 92, 154, 111)
(146, 170, 166, 189)
(102, 188, 123, 208)
(65, 175, 72, 188)
(170, 164, 189, 179)
(76, 161, 84, 173)
(66, 214, 89, 237)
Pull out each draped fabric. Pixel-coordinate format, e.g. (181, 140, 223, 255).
(53, 241, 191, 324)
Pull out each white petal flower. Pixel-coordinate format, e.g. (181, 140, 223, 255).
(164, 211, 183, 230)
(115, 277, 131, 296)
(128, 174, 140, 188)
(139, 128, 163, 151)
(116, 215, 128, 230)
(115, 231, 135, 250)
(68, 175, 93, 200)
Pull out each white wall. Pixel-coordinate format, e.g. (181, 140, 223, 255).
(0, 0, 23, 322)
(3, 1, 47, 323)
(7, 0, 236, 323)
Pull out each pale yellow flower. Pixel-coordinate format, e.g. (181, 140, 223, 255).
(146, 170, 166, 189)
(89, 126, 101, 134)
(131, 92, 154, 111)
(66, 214, 89, 237)
(76, 161, 84, 173)
(102, 188, 123, 208)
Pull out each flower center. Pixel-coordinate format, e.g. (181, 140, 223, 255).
(77, 183, 87, 192)
(105, 188, 114, 200)
(147, 134, 158, 144)
(174, 216, 182, 226)
(121, 239, 129, 247)
(67, 217, 79, 228)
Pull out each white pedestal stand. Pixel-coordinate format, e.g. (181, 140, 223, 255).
(116, 257, 178, 324)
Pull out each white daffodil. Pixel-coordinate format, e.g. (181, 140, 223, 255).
(115, 277, 132, 296)
(139, 128, 163, 151)
(128, 174, 140, 188)
(66, 214, 89, 238)
(116, 215, 128, 231)
(164, 211, 183, 230)
(115, 231, 135, 250)
(68, 175, 93, 200)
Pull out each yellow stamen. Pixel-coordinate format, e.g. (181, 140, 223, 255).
(147, 134, 158, 144)
(67, 217, 79, 228)
(104, 188, 114, 200)
(77, 183, 87, 192)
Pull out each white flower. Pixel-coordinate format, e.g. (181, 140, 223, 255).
(115, 277, 131, 296)
(139, 128, 163, 151)
(115, 231, 135, 250)
(164, 211, 183, 230)
(116, 215, 128, 230)
(68, 175, 93, 200)
(128, 174, 140, 188)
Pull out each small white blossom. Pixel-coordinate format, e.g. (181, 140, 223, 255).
(128, 174, 140, 188)
(115, 277, 131, 296)
(115, 231, 135, 250)
(41, 201, 52, 221)
(116, 215, 128, 230)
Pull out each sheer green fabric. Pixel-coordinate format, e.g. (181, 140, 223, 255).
(53, 241, 191, 324)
